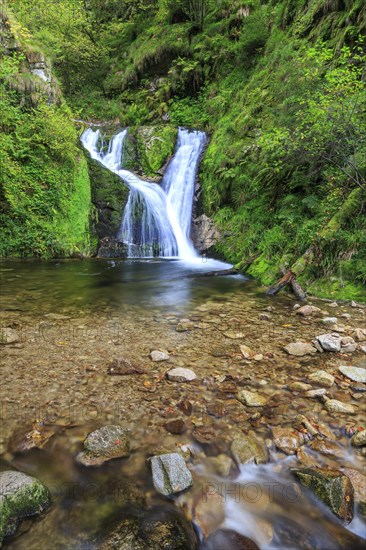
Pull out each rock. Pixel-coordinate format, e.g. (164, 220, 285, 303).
(149, 453, 193, 496)
(100, 505, 198, 550)
(341, 336, 356, 346)
(342, 468, 366, 502)
(230, 432, 268, 465)
(295, 305, 320, 317)
(0, 328, 20, 345)
(292, 468, 354, 523)
(192, 426, 218, 445)
(329, 302, 338, 308)
(338, 366, 366, 383)
(288, 382, 311, 392)
(150, 350, 169, 362)
(237, 390, 268, 407)
(76, 425, 130, 466)
(0, 471, 50, 543)
(341, 313, 351, 319)
(272, 427, 301, 455)
(240, 344, 254, 359)
(284, 342, 317, 356)
(224, 331, 243, 339)
(163, 419, 187, 435)
(202, 529, 260, 550)
(191, 214, 221, 254)
(352, 328, 366, 342)
(177, 399, 193, 416)
(324, 399, 356, 415)
(304, 388, 327, 398)
(308, 370, 334, 387)
(321, 317, 338, 324)
(259, 313, 270, 321)
(316, 334, 341, 352)
(293, 304, 301, 310)
(206, 454, 235, 478)
(308, 440, 344, 458)
(340, 343, 357, 353)
(253, 353, 263, 361)
(107, 358, 145, 375)
(351, 429, 366, 447)
(176, 321, 195, 332)
(312, 339, 324, 353)
(167, 368, 197, 382)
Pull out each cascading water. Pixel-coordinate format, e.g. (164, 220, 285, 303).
(81, 127, 208, 260)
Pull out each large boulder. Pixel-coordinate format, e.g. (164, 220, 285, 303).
(0, 471, 50, 543)
(100, 505, 198, 549)
(191, 214, 222, 254)
(76, 425, 130, 466)
(292, 468, 354, 523)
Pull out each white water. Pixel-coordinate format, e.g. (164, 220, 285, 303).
(81, 127, 231, 269)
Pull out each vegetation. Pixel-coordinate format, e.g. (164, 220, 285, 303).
(2, 0, 366, 298)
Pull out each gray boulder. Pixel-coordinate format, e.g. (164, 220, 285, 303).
(149, 453, 193, 496)
(76, 425, 130, 466)
(316, 334, 341, 352)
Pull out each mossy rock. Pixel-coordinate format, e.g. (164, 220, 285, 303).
(0, 471, 50, 543)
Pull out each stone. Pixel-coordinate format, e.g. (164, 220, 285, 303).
(0, 328, 20, 345)
(342, 468, 366, 502)
(240, 344, 254, 359)
(316, 334, 341, 352)
(272, 427, 301, 455)
(237, 390, 268, 407)
(352, 328, 366, 342)
(100, 505, 198, 550)
(207, 454, 234, 478)
(177, 399, 193, 416)
(324, 399, 356, 415)
(149, 453, 193, 496)
(163, 419, 187, 435)
(0, 471, 50, 543)
(76, 425, 130, 466)
(340, 313, 351, 319)
(253, 353, 264, 361)
(350, 429, 366, 447)
(150, 350, 170, 362)
(284, 342, 317, 356)
(321, 317, 338, 324)
(176, 321, 195, 332)
(340, 343, 357, 353)
(107, 358, 145, 375)
(308, 440, 344, 458)
(308, 370, 334, 387)
(288, 381, 312, 391)
(230, 431, 268, 465)
(191, 213, 221, 254)
(295, 305, 320, 317)
(341, 336, 356, 346)
(202, 529, 260, 550)
(167, 368, 197, 382)
(292, 468, 354, 523)
(224, 331, 243, 339)
(259, 313, 270, 321)
(304, 388, 327, 398)
(190, 488, 225, 538)
(338, 366, 366, 383)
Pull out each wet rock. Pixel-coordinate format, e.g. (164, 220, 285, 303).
(321, 317, 338, 324)
(292, 467, 354, 523)
(284, 342, 317, 356)
(259, 313, 270, 321)
(342, 469, 366, 502)
(224, 331, 243, 339)
(324, 399, 356, 415)
(177, 399, 193, 416)
(206, 454, 235, 478)
(202, 529, 260, 550)
(340, 343, 357, 353)
(351, 429, 366, 447)
(272, 427, 301, 455)
(0, 328, 20, 345)
(107, 358, 145, 375)
(352, 328, 366, 342)
(163, 419, 187, 435)
(0, 471, 50, 543)
(149, 453, 193, 496)
(288, 381, 312, 391)
(76, 425, 130, 466)
(190, 487, 225, 538)
(253, 353, 263, 361)
(150, 350, 169, 361)
(338, 366, 366, 384)
(295, 305, 321, 317)
(308, 370, 334, 387)
(167, 368, 197, 382)
(192, 426, 219, 446)
(230, 431, 268, 465)
(176, 321, 195, 332)
(240, 344, 254, 359)
(237, 390, 268, 407)
(316, 334, 341, 352)
(308, 440, 344, 458)
(100, 505, 198, 550)
(304, 388, 327, 398)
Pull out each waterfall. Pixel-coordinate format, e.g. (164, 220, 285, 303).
(81, 127, 206, 260)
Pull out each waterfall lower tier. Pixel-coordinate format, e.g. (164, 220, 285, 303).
(81, 127, 207, 260)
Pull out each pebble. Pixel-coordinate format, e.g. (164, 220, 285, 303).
(284, 342, 317, 356)
(304, 388, 327, 398)
(288, 381, 312, 391)
(308, 370, 334, 387)
(237, 389, 268, 407)
(321, 317, 338, 324)
(350, 429, 366, 447)
(339, 366, 366, 383)
(150, 350, 170, 361)
(272, 426, 301, 455)
(166, 368, 197, 382)
(0, 328, 20, 344)
(316, 334, 341, 352)
(324, 399, 356, 415)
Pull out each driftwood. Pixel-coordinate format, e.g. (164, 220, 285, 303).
(267, 269, 306, 300)
(203, 268, 238, 277)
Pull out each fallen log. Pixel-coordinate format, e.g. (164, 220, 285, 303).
(267, 269, 306, 300)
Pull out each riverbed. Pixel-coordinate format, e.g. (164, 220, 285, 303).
(1, 258, 365, 548)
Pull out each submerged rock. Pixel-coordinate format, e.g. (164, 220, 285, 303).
(338, 366, 366, 384)
(0, 471, 50, 543)
(230, 431, 268, 465)
(150, 350, 170, 362)
(76, 425, 130, 466)
(351, 429, 366, 447)
(272, 427, 301, 455)
(176, 321, 195, 332)
(237, 390, 268, 407)
(202, 528, 260, 550)
(149, 453, 193, 496)
(0, 328, 20, 345)
(308, 370, 334, 387)
(100, 505, 198, 549)
(167, 367, 197, 382)
(292, 467, 354, 523)
(284, 342, 317, 356)
(324, 399, 356, 415)
(295, 305, 321, 317)
(316, 334, 341, 352)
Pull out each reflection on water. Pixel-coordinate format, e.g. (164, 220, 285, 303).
(0, 258, 248, 314)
